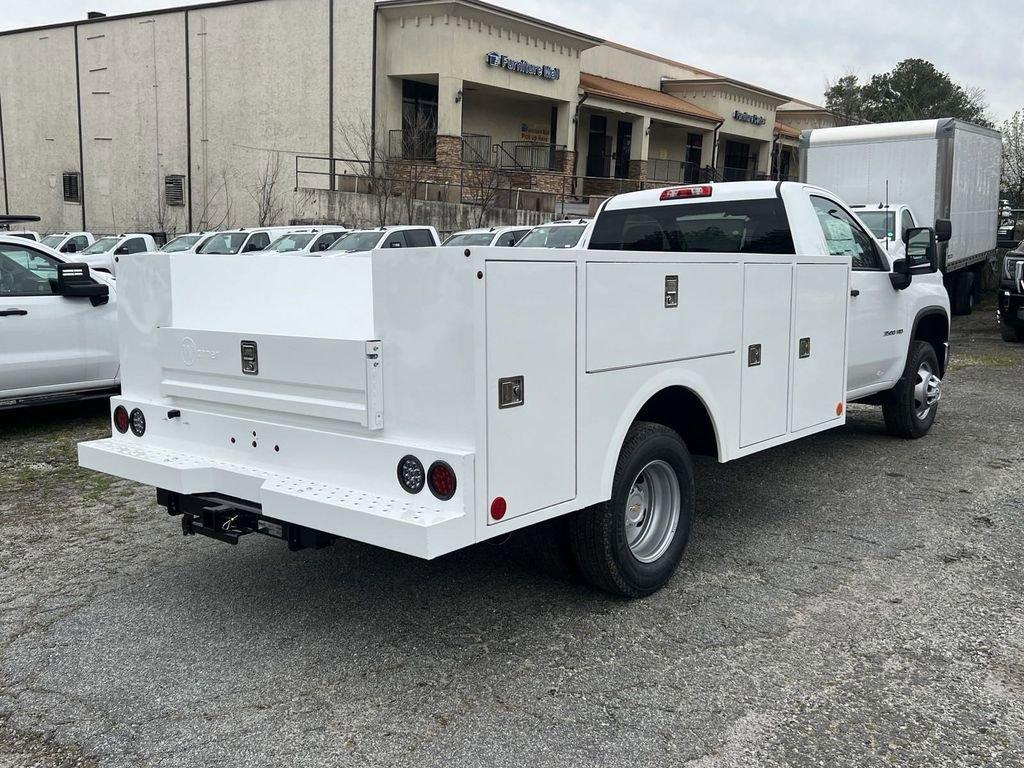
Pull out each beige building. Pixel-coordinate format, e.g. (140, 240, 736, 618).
(0, 0, 836, 234)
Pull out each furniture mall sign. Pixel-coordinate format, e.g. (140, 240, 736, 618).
(485, 51, 560, 81)
(733, 110, 767, 126)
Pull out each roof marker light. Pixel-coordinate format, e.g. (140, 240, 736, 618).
(660, 185, 713, 201)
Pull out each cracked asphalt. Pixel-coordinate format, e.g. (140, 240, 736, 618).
(1, 302, 1022, 768)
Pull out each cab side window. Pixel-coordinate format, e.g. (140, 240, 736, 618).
(246, 233, 271, 252)
(383, 232, 407, 248)
(0, 244, 59, 296)
(311, 233, 338, 252)
(900, 209, 915, 241)
(71, 235, 90, 252)
(124, 238, 147, 254)
(810, 196, 884, 270)
(404, 229, 435, 247)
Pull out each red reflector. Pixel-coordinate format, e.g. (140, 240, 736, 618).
(490, 497, 507, 521)
(427, 461, 457, 501)
(113, 405, 130, 434)
(660, 184, 713, 201)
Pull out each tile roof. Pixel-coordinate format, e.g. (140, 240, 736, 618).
(580, 72, 723, 123)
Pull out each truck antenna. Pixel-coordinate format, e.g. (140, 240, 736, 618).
(885, 180, 890, 249)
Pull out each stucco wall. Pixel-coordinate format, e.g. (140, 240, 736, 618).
(0, 0, 375, 234)
(0, 27, 81, 229)
(581, 44, 706, 89)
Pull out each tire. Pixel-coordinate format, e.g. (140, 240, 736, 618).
(569, 422, 695, 598)
(1001, 320, 1024, 343)
(950, 272, 975, 316)
(882, 341, 942, 439)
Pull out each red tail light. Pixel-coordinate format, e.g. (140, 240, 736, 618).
(113, 405, 130, 434)
(490, 497, 507, 521)
(427, 461, 457, 501)
(660, 185, 713, 201)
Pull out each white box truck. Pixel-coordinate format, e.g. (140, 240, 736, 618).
(801, 119, 1002, 315)
(78, 181, 950, 598)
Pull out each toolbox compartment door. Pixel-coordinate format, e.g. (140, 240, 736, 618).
(739, 263, 793, 448)
(790, 263, 849, 432)
(486, 260, 576, 522)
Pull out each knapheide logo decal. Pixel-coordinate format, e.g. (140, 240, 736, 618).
(181, 336, 220, 366)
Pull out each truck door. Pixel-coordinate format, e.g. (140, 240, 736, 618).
(0, 243, 117, 395)
(809, 195, 905, 395)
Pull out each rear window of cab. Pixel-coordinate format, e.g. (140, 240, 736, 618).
(588, 198, 795, 254)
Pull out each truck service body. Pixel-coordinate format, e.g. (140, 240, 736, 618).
(78, 182, 950, 596)
(801, 119, 1001, 315)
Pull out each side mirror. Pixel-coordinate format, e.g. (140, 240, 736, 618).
(63, 241, 77, 253)
(56, 262, 110, 306)
(934, 218, 952, 243)
(115, 245, 129, 255)
(903, 226, 939, 275)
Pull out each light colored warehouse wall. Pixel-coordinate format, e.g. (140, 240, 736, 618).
(77, 12, 188, 235)
(189, 0, 331, 229)
(0, 27, 82, 231)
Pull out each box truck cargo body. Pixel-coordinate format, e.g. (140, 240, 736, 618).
(801, 119, 1001, 314)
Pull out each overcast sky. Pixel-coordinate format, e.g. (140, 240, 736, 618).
(3, 0, 1021, 122)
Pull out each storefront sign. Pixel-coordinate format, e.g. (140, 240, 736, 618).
(520, 123, 550, 143)
(733, 110, 767, 126)
(485, 51, 560, 81)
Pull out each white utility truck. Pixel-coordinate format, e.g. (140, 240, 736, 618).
(78, 182, 950, 597)
(801, 119, 1001, 315)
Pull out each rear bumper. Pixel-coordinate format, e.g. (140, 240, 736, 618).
(79, 436, 473, 559)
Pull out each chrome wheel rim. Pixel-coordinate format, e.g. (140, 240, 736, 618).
(624, 460, 680, 563)
(913, 361, 942, 420)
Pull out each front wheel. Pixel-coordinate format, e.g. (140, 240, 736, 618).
(569, 422, 694, 598)
(1001, 319, 1024, 343)
(882, 341, 942, 439)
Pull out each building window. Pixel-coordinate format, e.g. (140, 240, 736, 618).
(62, 172, 82, 203)
(164, 174, 185, 207)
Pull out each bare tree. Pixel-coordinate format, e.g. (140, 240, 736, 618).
(250, 152, 284, 227)
(336, 115, 397, 227)
(462, 163, 508, 228)
(1003, 110, 1024, 209)
(196, 168, 234, 231)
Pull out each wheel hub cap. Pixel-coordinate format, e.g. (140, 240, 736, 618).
(624, 460, 681, 563)
(913, 362, 942, 420)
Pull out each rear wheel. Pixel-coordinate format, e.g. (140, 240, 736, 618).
(950, 271, 976, 316)
(569, 422, 694, 598)
(882, 341, 942, 439)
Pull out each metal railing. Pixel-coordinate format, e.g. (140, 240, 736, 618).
(461, 133, 492, 165)
(647, 159, 699, 184)
(388, 128, 436, 161)
(498, 141, 565, 171)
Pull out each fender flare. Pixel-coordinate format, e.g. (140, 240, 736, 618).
(910, 306, 950, 377)
(598, 372, 725, 499)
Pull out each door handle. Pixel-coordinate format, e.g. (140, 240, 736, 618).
(850, 290, 861, 297)
(0, 309, 28, 317)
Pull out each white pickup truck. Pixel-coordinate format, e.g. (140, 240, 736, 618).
(79, 181, 950, 597)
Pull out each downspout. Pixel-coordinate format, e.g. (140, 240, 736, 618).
(570, 91, 589, 202)
(370, 5, 378, 176)
(710, 119, 723, 181)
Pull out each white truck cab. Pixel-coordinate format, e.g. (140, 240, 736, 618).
(79, 181, 949, 598)
(0, 235, 118, 408)
(327, 226, 440, 252)
(39, 231, 96, 255)
(517, 218, 591, 248)
(197, 227, 309, 256)
(161, 232, 217, 254)
(82, 233, 158, 275)
(264, 227, 351, 255)
(442, 226, 531, 248)
(851, 203, 917, 259)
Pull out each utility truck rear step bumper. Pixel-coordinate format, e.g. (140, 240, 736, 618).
(78, 439, 467, 559)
